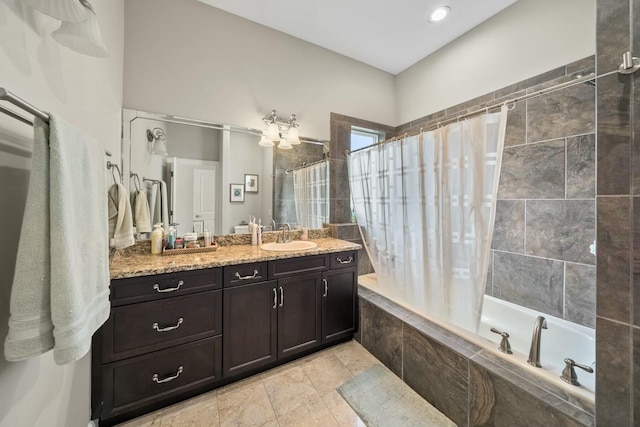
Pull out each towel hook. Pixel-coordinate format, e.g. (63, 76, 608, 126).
(106, 161, 122, 185)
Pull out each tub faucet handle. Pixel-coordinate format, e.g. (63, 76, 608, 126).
(490, 327, 513, 354)
(560, 358, 594, 386)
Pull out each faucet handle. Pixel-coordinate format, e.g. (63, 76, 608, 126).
(490, 327, 513, 354)
(561, 358, 594, 386)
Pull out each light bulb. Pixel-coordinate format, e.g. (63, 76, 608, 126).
(429, 6, 450, 23)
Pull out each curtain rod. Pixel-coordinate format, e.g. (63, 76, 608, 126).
(284, 157, 329, 174)
(346, 69, 618, 156)
(1, 86, 114, 156)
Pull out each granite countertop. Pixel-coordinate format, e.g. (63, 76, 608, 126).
(109, 238, 362, 279)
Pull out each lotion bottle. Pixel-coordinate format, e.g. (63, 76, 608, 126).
(257, 219, 262, 246)
(251, 218, 258, 246)
(151, 223, 164, 254)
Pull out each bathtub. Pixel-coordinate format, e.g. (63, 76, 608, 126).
(358, 273, 595, 402)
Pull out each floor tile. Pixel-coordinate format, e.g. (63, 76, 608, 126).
(301, 354, 354, 395)
(333, 340, 381, 376)
(322, 390, 366, 427)
(275, 398, 338, 427)
(161, 392, 219, 427)
(116, 411, 162, 427)
(262, 365, 321, 417)
(217, 381, 277, 427)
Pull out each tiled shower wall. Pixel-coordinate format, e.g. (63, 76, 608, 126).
(396, 56, 597, 329)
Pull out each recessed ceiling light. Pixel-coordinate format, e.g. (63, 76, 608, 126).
(428, 6, 450, 23)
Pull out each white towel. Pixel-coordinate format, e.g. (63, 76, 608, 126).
(152, 182, 161, 226)
(108, 183, 135, 249)
(133, 190, 152, 233)
(160, 179, 169, 231)
(4, 115, 111, 365)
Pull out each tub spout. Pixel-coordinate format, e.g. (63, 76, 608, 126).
(527, 316, 547, 368)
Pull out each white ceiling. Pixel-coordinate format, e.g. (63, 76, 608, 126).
(197, 0, 518, 75)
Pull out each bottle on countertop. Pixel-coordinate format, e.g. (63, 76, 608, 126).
(257, 219, 262, 246)
(151, 223, 164, 255)
(204, 229, 212, 247)
(250, 216, 258, 246)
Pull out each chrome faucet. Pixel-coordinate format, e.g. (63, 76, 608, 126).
(270, 219, 276, 232)
(527, 316, 548, 367)
(278, 223, 292, 243)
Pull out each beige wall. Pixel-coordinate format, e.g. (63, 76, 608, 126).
(0, 1, 124, 426)
(123, 0, 397, 140)
(395, 0, 596, 124)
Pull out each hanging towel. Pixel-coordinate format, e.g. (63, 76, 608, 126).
(160, 179, 169, 231)
(152, 182, 161, 226)
(108, 183, 135, 248)
(133, 190, 152, 233)
(4, 115, 110, 365)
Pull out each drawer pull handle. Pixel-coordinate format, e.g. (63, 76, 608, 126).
(235, 270, 260, 280)
(153, 318, 184, 332)
(279, 286, 284, 307)
(152, 366, 183, 384)
(336, 256, 353, 264)
(323, 278, 328, 297)
(273, 288, 277, 309)
(153, 280, 184, 293)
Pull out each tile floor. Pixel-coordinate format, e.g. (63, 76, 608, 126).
(118, 340, 379, 427)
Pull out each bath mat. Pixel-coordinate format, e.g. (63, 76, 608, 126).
(337, 364, 455, 427)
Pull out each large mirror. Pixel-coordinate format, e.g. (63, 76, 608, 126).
(122, 109, 330, 237)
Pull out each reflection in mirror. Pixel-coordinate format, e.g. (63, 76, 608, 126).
(122, 109, 330, 238)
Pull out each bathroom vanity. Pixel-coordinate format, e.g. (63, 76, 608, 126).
(92, 238, 360, 425)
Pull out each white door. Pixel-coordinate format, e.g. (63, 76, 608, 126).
(193, 167, 217, 233)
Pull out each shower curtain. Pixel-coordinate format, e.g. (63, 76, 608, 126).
(293, 159, 330, 229)
(348, 106, 507, 332)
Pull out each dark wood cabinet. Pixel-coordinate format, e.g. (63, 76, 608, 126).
(95, 249, 358, 425)
(276, 273, 322, 358)
(222, 280, 278, 377)
(322, 267, 358, 343)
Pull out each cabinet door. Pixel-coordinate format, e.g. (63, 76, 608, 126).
(322, 268, 357, 343)
(223, 280, 278, 377)
(277, 273, 322, 359)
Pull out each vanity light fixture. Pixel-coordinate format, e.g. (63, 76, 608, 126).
(428, 6, 450, 23)
(22, 0, 87, 22)
(50, 0, 108, 58)
(260, 110, 301, 149)
(147, 127, 168, 156)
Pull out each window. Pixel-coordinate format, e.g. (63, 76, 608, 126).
(351, 126, 384, 151)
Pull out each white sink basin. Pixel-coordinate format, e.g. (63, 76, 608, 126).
(260, 241, 318, 252)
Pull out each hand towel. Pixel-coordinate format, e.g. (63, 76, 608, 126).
(152, 182, 161, 226)
(108, 183, 135, 248)
(133, 190, 152, 233)
(4, 115, 111, 365)
(160, 179, 169, 231)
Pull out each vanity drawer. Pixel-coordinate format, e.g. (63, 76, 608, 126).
(111, 268, 222, 306)
(103, 290, 222, 362)
(269, 254, 329, 279)
(223, 262, 269, 287)
(329, 251, 358, 270)
(101, 336, 221, 419)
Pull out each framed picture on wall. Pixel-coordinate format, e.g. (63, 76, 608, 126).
(230, 183, 245, 202)
(245, 174, 259, 193)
